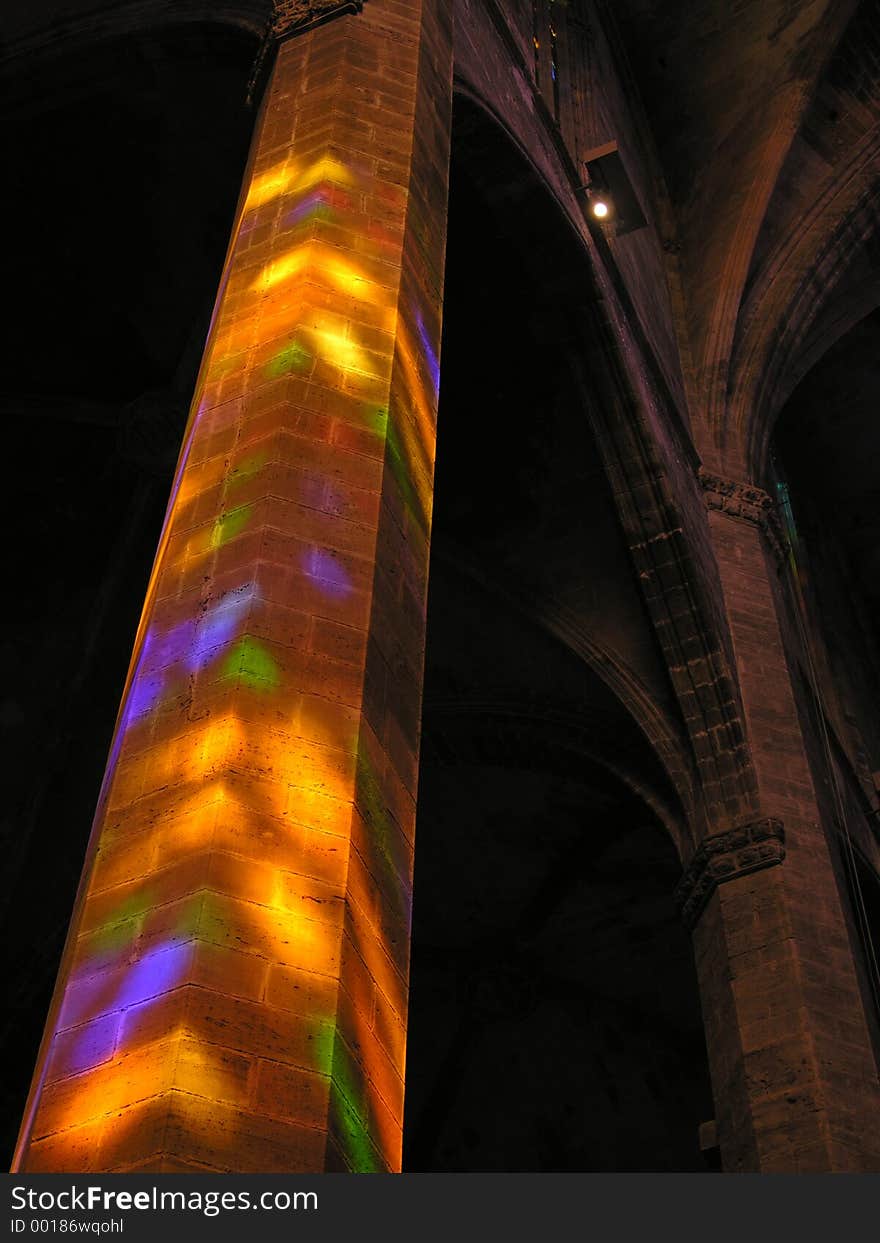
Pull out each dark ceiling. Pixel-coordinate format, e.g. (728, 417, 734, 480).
(403, 111, 713, 1170)
(1, 19, 258, 1166)
(3, 24, 256, 405)
(777, 308, 880, 619)
(773, 306, 880, 775)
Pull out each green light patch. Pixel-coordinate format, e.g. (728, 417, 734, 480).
(210, 505, 252, 549)
(221, 636, 280, 689)
(228, 452, 267, 487)
(265, 339, 313, 378)
(363, 405, 389, 438)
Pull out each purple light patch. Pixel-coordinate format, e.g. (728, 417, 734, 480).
(184, 584, 257, 674)
(117, 586, 259, 733)
(48, 1014, 118, 1081)
(147, 618, 195, 672)
(123, 670, 166, 725)
(414, 306, 440, 397)
(298, 474, 326, 510)
(114, 940, 191, 1010)
(284, 190, 332, 227)
(321, 484, 347, 516)
(61, 941, 192, 1030)
(303, 549, 353, 598)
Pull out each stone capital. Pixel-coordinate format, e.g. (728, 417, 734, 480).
(675, 817, 785, 930)
(698, 468, 786, 564)
(269, 0, 365, 42)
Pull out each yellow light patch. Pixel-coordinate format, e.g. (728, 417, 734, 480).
(308, 322, 370, 374)
(251, 899, 341, 978)
(182, 716, 245, 785)
(175, 1033, 247, 1106)
(255, 248, 310, 292)
(311, 245, 378, 301)
(291, 156, 355, 195)
(252, 241, 387, 308)
(141, 717, 243, 792)
(243, 156, 355, 242)
(245, 160, 300, 211)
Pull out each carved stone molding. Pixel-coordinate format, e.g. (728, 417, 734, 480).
(698, 468, 786, 564)
(270, 0, 365, 42)
(675, 817, 785, 930)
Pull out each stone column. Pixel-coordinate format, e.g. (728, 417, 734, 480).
(679, 471, 880, 1171)
(14, 0, 453, 1173)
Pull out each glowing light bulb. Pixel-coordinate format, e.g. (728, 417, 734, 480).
(592, 199, 610, 220)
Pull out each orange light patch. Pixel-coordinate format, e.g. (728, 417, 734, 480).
(395, 316, 438, 456)
(47, 1040, 174, 1135)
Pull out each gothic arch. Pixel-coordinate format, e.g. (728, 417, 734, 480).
(733, 161, 880, 480)
(401, 94, 716, 1169)
(1, 1, 265, 71)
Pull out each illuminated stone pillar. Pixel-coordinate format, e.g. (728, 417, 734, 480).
(14, 0, 453, 1173)
(685, 473, 880, 1172)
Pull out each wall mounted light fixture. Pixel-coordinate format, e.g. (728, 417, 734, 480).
(579, 141, 647, 236)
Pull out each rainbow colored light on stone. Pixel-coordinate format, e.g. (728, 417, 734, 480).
(14, 15, 446, 1173)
